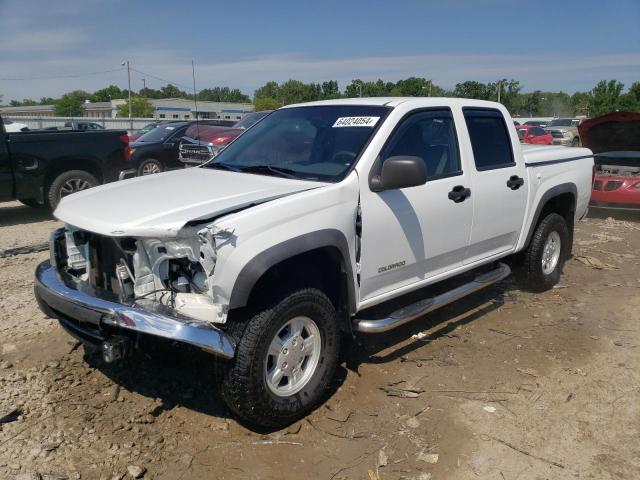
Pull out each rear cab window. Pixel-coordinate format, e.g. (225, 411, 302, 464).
(463, 108, 515, 171)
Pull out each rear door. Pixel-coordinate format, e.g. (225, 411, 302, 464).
(462, 108, 528, 264)
(0, 120, 14, 200)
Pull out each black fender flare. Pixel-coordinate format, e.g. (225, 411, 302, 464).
(228, 229, 357, 314)
(523, 182, 577, 248)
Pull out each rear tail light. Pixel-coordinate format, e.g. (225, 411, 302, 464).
(119, 134, 132, 161)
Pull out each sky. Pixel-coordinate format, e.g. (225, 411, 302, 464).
(0, 0, 639, 102)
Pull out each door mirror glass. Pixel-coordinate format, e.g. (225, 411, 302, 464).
(371, 156, 427, 191)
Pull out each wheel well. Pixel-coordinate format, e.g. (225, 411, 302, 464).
(533, 191, 576, 253)
(44, 158, 103, 190)
(244, 247, 350, 329)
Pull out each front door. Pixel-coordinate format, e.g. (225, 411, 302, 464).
(359, 108, 473, 303)
(461, 108, 528, 264)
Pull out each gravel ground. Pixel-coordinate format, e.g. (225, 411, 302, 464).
(1, 200, 639, 480)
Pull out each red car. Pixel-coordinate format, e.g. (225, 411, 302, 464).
(179, 111, 272, 165)
(516, 125, 553, 145)
(579, 112, 640, 209)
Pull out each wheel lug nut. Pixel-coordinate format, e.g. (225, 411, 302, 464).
(283, 348, 288, 355)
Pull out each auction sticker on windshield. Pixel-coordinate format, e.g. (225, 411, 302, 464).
(333, 116, 380, 128)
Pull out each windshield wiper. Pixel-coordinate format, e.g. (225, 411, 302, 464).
(207, 162, 241, 172)
(239, 165, 300, 179)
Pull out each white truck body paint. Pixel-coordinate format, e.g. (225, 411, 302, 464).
(49, 98, 593, 321)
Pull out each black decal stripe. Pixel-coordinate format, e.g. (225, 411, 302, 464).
(525, 154, 593, 167)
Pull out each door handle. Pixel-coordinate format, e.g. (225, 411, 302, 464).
(448, 185, 471, 203)
(507, 175, 525, 190)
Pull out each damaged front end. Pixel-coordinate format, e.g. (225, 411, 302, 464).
(34, 226, 236, 360)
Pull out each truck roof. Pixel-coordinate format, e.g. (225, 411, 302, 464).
(283, 97, 506, 110)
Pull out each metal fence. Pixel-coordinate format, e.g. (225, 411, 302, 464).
(3, 116, 153, 132)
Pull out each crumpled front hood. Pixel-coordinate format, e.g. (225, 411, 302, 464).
(54, 167, 323, 237)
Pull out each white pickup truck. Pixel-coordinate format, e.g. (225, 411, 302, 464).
(35, 98, 594, 428)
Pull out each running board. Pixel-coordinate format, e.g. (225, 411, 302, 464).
(354, 262, 511, 333)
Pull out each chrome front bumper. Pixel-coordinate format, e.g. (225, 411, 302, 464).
(34, 260, 235, 359)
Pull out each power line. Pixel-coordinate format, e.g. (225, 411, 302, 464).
(129, 67, 193, 91)
(0, 68, 124, 81)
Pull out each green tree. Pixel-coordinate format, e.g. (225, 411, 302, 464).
(54, 90, 92, 116)
(590, 80, 624, 116)
(570, 91, 591, 116)
(116, 96, 154, 117)
(159, 84, 186, 98)
(453, 81, 491, 100)
(321, 80, 340, 99)
(254, 81, 280, 101)
(522, 90, 542, 116)
(620, 82, 640, 112)
(199, 87, 250, 103)
(92, 85, 125, 102)
(39, 97, 57, 105)
(254, 97, 280, 111)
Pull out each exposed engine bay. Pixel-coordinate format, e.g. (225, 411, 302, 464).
(56, 225, 229, 324)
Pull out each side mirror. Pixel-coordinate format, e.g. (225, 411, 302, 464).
(370, 156, 427, 192)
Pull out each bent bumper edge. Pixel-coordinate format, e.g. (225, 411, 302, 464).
(34, 260, 235, 359)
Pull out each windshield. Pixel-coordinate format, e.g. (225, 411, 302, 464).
(548, 119, 574, 127)
(233, 111, 270, 130)
(136, 124, 182, 143)
(205, 105, 389, 182)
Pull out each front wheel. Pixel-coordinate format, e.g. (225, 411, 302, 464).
(516, 212, 570, 292)
(221, 289, 340, 428)
(571, 137, 581, 147)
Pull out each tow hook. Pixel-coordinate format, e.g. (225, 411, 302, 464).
(101, 337, 131, 364)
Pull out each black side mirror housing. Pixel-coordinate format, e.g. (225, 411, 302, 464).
(370, 156, 427, 192)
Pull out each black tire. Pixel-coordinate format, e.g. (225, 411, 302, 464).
(571, 137, 581, 147)
(18, 198, 45, 208)
(221, 289, 340, 428)
(137, 158, 163, 176)
(46, 170, 99, 210)
(517, 213, 570, 292)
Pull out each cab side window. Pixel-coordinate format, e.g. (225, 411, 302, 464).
(381, 109, 461, 179)
(463, 108, 515, 170)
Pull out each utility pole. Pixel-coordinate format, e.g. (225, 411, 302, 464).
(121, 60, 132, 130)
(497, 80, 502, 104)
(142, 78, 146, 92)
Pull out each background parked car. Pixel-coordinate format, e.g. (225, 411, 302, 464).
(523, 120, 548, 127)
(1, 114, 133, 209)
(546, 118, 583, 146)
(130, 122, 191, 175)
(179, 111, 273, 165)
(3, 119, 29, 132)
(579, 111, 640, 209)
(516, 125, 553, 145)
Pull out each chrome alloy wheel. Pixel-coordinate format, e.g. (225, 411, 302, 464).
(141, 161, 162, 175)
(541, 230, 561, 275)
(264, 316, 322, 397)
(60, 178, 92, 197)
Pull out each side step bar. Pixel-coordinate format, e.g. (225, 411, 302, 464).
(354, 262, 511, 333)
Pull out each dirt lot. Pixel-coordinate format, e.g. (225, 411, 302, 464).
(1, 200, 639, 480)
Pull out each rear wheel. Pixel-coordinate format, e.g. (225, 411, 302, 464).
(516, 212, 570, 292)
(137, 158, 163, 176)
(221, 288, 340, 428)
(46, 170, 98, 210)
